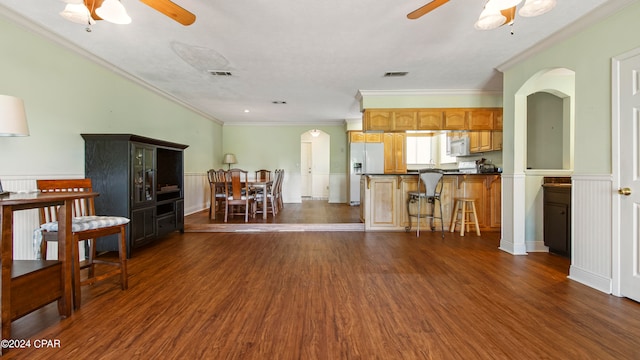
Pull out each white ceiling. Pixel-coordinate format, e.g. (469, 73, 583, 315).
(0, 0, 630, 125)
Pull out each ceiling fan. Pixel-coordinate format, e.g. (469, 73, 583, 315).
(83, 0, 196, 26)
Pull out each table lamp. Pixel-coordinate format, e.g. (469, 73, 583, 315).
(0, 95, 30, 195)
(223, 153, 237, 170)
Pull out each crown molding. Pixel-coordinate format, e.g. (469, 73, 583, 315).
(357, 89, 503, 98)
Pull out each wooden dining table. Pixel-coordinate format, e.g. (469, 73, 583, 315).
(0, 191, 98, 348)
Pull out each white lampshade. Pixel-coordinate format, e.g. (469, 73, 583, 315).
(474, 8, 507, 30)
(96, 0, 132, 25)
(60, 3, 96, 25)
(485, 0, 522, 11)
(0, 95, 29, 137)
(223, 153, 237, 165)
(519, 0, 557, 17)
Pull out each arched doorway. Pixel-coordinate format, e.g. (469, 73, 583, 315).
(300, 129, 330, 200)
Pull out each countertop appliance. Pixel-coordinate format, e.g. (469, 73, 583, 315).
(349, 142, 384, 205)
(457, 161, 478, 174)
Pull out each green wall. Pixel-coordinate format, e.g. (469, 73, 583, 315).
(0, 16, 222, 177)
(502, 2, 640, 175)
(222, 124, 347, 174)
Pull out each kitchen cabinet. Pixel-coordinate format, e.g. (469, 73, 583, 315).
(494, 109, 503, 130)
(444, 110, 467, 130)
(362, 174, 501, 232)
(543, 183, 571, 257)
(362, 108, 502, 132)
(492, 131, 503, 151)
(393, 111, 418, 131)
(82, 134, 188, 256)
(363, 110, 392, 131)
(469, 131, 493, 153)
(349, 131, 383, 143)
(468, 109, 495, 130)
(417, 110, 444, 130)
(383, 132, 406, 173)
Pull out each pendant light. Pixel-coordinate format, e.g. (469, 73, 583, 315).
(60, 3, 96, 25)
(519, 0, 557, 17)
(474, 8, 506, 30)
(485, 0, 522, 11)
(96, 0, 132, 24)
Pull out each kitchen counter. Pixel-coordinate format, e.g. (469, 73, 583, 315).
(360, 173, 501, 232)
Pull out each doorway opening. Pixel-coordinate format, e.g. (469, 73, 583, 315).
(300, 129, 330, 200)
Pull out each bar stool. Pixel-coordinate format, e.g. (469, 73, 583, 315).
(449, 198, 481, 236)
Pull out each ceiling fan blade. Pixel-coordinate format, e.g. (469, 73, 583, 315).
(407, 0, 450, 20)
(139, 0, 196, 26)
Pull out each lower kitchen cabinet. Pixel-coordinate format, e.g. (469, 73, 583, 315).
(362, 173, 501, 232)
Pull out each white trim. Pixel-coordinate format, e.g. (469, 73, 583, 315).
(357, 89, 503, 98)
(568, 265, 612, 294)
(610, 46, 640, 297)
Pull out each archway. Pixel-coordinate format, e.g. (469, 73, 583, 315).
(300, 129, 330, 200)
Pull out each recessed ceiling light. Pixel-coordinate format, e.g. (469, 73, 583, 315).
(384, 72, 408, 77)
(244, 109, 250, 113)
(272, 101, 287, 104)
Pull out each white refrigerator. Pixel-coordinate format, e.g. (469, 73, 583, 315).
(349, 142, 384, 205)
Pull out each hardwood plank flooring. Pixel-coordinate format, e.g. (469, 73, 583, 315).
(6, 230, 640, 359)
(184, 200, 364, 232)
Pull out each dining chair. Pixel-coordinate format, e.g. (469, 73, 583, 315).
(255, 169, 281, 216)
(405, 169, 444, 237)
(274, 169, 285, 211)
(255, 169, 272, 182)
(207, 168, 227, 220)
(36, 178, 129, 310)
(224, 168, 255, 222)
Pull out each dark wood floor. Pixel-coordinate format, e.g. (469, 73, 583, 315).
(6, 226, 640, 359)
(185, 200, 364, 232)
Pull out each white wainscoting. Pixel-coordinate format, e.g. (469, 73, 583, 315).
(568, 174, 613, 294)
(184, 173, 209, 216)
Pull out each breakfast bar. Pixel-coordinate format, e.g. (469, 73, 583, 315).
(360, 172, 501, 232)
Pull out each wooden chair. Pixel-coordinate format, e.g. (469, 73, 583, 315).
(274, 169, 285, 211)
(255, 169, 281, 217)
(207, 169, 227, 220)
(37, 179, 129, 310)
(255, 169, 272, 182)
(224, 169, 255, 222)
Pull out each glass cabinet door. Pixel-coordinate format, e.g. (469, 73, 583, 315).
(132, 144, 155, 204)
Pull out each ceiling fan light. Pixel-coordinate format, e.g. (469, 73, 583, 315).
(96, 0, 132, 25)
(518, 0, 556, 17)
(485, 0, 522, 11)
(474, 8, 506, 30)
(59, 3, 96, 25)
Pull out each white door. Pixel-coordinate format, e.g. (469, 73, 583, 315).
(301, 142, 312, 197)
(616, 48, 640, 302)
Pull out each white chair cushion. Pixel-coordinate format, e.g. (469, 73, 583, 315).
(40, 215, 130, 233)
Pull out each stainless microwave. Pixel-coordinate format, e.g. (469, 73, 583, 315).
(448, 137, 470, 157)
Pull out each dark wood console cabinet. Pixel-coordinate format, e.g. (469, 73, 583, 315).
(543, 182, 571, 258)
(82, 134, 188, 256)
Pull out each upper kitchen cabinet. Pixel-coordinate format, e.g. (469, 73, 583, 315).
(494, 109, 503, 130)
(349, 131, 383, 143)
(467, 109, 495, 130)
(363, 110, 392, 131)
(392, 111, 417, 131)
(443, 110, 467, 130)
(363, 108, 503, 131)
(383, 132, 407, 173)
(417, 110, 444, 130)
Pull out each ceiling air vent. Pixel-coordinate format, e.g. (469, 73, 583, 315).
(208, 70, 232, 76)
(272, 101, 287, 104)
(384, 71, 408, 77)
